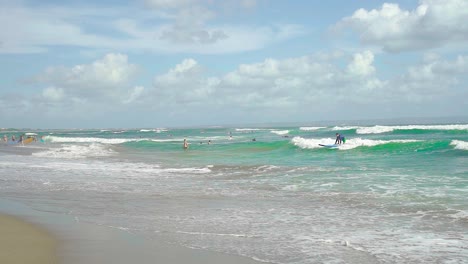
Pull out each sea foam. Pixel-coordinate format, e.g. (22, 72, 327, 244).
(45, 136, 139, 144)
(271, 130, 289, 135)
(299, 127, 325, 131)
(33, 143, 115, 158)
(292, 137, 420, 150)
(450, 140, 468, 150)
(356, 124, 468, 134)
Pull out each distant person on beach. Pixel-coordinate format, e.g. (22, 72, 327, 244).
(18, 135, 24, 145)
(183, 139, 189, 149)
(3, 135, 7, 143)
(11, 135, 16, 142)
(208, 140, 211, 145)
(335, 133, 345, 145)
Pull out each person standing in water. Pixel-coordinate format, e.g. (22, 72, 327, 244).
(183, 138, 189, 149)
(335, 133, 346, 145)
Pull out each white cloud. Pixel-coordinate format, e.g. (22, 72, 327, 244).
(42, 87, 64, 101)
(151, 59, 218, 105)
(347, 51, 375, 76)
(123, 86, 145, 104)
(0, 1, 302, 54)
(334, 0, 468, 52)
(148, 52, 384, 111)
(390, 54, 468, 101)
(145, 51, 468, 118)
(35, 53, 139, 101)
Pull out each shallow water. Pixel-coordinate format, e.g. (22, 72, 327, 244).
(1, 120, 467, 263)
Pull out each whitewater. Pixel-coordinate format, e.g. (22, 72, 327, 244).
(0, 121, 467, 264)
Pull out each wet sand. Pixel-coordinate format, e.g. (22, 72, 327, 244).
(0, 199, 268, 264)
(0, 214, 58, 264)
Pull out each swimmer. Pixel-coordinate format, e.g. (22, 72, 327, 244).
(183, 138, 189, 149)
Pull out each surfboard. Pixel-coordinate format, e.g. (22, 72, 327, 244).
(319, 144, 339, 148)
(23, 137, 34, 144)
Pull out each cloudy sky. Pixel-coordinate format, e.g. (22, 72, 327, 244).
(1, 0, 467, 128)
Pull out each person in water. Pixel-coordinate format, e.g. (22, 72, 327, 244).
(335, 133, 346, 145)
(183, 138, 189, 149)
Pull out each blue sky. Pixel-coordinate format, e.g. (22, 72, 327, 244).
(1, 0, 467, 128)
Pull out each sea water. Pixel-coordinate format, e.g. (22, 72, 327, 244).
(0, 119, 467, 263)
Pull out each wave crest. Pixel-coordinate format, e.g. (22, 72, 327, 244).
(357, 124, 468, 134)
(292, 137, 420, 150)
(450, 140, 468, 150)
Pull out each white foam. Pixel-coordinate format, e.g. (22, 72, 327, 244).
(338, 138, 420, 150)
(271, 130, 289, 136)
(450, 140, 468, 150)
(332, 126, 359, 131)
(162, 167, 212, 174)
(45, 136, 139, 144)
(235, 128, 273, 132)
(356, 124, 468, 134)
(292, 137, 334, 149)
(139, 129, 168, 133)
(299, 127, 325, 131)
(292, 137, 420, 150)
(33, 143, 115, 159)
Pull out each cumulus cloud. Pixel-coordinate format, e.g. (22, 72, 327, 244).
(148, 51, 384, 111)
(334, 0, 468, 52)
(390, 54, 468, 101)
(3, 51, 468, 125)
(146, 51, 468, 119)
(34, 53, 140, 103)
(123, 86, 145, 104)
(347, 50, 375, 76)
(151, 59, 218, 105)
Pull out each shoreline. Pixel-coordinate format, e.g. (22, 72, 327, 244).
(0, 198, 270, 264)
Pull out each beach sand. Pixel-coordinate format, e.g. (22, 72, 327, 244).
(0, 199, 268, 264)
(0, 214, 58, 264)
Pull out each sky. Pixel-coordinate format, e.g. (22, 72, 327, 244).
(1, 0, 467, 128)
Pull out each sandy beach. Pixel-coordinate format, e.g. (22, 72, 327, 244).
(0, 199, 268, 264)
(0, 214, 58, 264)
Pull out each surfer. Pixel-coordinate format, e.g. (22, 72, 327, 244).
(183, 138, 189, 149)
(335, 133, 342, 145)
(334, 133, 345, 145)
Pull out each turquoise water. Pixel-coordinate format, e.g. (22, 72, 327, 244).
(0, 121, 467, 263)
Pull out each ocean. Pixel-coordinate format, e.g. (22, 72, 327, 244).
(1, 119, 467, 263)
